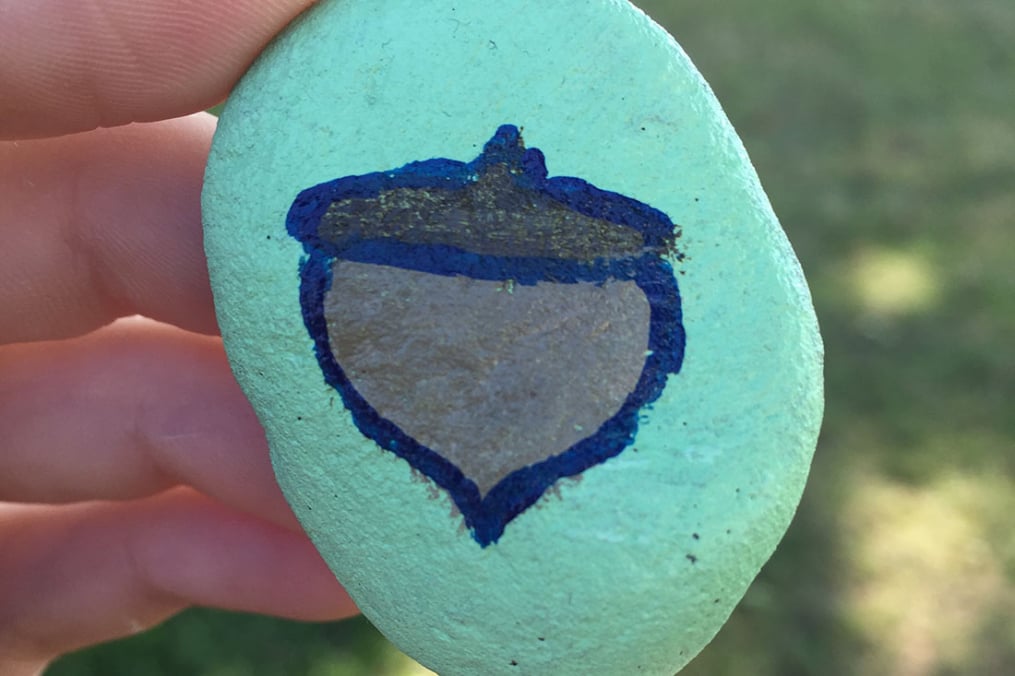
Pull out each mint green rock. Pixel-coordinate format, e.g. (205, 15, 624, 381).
(202, 1, 823, 674)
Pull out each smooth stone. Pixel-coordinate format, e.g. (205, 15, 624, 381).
(202, 1, 824, 674)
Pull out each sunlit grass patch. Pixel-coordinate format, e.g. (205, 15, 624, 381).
(849, 246, 940, 318)
(843, 469, 1014, 676)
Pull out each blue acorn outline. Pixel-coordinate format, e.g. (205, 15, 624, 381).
(287, 125, 685, 546)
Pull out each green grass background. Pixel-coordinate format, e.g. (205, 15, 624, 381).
(47, 1, 1015, 674)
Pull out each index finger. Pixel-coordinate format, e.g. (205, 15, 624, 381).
(0, 0, 316, 139)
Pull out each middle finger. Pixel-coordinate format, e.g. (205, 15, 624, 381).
(0, 114, 219, 345)
(0, 318, 298, 530)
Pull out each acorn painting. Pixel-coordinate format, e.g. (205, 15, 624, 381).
(202, 1, 824, 674)
(286, 124, 685, 546)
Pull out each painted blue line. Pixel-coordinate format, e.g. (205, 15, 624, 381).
(287, 124, 685, 546)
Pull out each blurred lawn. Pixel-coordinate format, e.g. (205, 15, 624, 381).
(47, 1, 1014, 674)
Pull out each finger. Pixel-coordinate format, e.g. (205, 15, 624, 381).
(0, 318, 298, 530)
(0, 114, 218, 343)
(0, 0, 316, 139)
(0, 488, 356, 665)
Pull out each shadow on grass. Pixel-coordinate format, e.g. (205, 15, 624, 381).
(47, 613, 402, 676)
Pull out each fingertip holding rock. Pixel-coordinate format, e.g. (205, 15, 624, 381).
(203, 1, 823, 673)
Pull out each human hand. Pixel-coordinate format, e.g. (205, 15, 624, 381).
(0, 1, 358, 672)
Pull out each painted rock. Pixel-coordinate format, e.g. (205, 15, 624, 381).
(202, 1, 823, 674)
